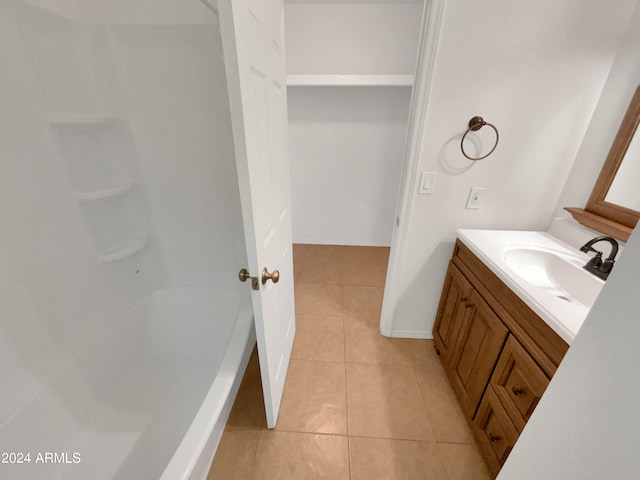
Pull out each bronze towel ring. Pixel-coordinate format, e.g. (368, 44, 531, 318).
(461, 116, 499, 161)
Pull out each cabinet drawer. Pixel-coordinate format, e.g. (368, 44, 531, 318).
(474, 387, 519, 476)
(490, 335, 550, 432)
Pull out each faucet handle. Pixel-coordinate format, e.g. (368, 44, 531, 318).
(586, 251, 603, 268)
(580, 236, 618, 280)
(599, 259, 615, 274)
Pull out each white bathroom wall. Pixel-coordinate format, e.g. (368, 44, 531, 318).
(288, 87, 411, 245)
(36, 0, 248, 286)
(384, 0, 637, 337)
(0, 0, 247, 432)
(285, 2, 422, 75)
(76, 0, 213, 24)
(0, 1, 164, 425)
(285, 1, 423, 245)
(109, 23, 247, 286)
(19, 0, 213, 24)
(497, 197, 640, 479)
(15, 0, 78, 18)
(553, 3, 640, 216)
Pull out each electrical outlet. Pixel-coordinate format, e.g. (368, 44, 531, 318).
(418, 171, 436, 194)
(466, 187, 485, 210)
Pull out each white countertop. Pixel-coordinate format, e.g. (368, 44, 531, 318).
(456, 228, 606, 344)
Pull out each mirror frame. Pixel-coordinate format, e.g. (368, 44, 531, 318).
(566, 85, 640, 242)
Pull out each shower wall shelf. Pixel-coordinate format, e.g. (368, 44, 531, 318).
(44, 113, 120, 125)
(48, 111, 149, 265)
(286, 74, 414, 87)
(49, 113, 134, 193)
(96, 234, 149, 264)
(74, 180, 135, 202)
(79, 187, 149, 264)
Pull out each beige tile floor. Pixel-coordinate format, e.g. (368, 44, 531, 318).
(208, 245, 491, 480)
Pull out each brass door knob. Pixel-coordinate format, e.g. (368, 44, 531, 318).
(238, 268, 251, 282)
(262, 267, 280, 285)
(239, 268, 259, 290)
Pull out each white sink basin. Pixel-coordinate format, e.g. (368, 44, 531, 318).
(502, 247, 603, 309)
(456, 228, 609, 344)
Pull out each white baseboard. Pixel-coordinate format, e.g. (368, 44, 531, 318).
(292, 238, 391, 247)
(386, 329, 433, 339)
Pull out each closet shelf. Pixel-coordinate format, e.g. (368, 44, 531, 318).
(286, 74, 414, 87)
(75, 181, 135, 202)
(97, 235, 149, 264)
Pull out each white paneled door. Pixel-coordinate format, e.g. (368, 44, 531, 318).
(218, 0, 295, 428)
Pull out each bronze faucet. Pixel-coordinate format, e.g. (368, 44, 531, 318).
(579, 236, 619, 280)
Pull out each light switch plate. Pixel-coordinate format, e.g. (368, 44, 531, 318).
(418, 171, 437, 194)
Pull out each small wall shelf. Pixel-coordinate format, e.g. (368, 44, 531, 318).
(286, 74, 414, 87)
(74, 180, 135, 202)
(47, 111, 150, 264)
(48, 113, 134, 193)
(96, 235, 149, 264)
(44, 113, 120, 125)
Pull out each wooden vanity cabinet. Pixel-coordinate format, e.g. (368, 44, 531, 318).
(444, 289, 508, 418)
(432, 263, 473, 365)
(432, 240, 569, 477)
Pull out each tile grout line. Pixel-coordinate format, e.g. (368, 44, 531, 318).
(268, 428, 450, 443)
(410, 362, 440, 443)
(287, 358, 347, 367)
(409, 361, 455, 480)
(341, 262, 352, 480)
(246, 428, 264, 480)
(436, 441, 454, 480)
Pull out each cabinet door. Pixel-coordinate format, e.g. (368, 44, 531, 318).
(490, 335, 550, 432)
(474, 387, 520, 476)
(432, 263, 473, 366)
(447, 290, 508, 417)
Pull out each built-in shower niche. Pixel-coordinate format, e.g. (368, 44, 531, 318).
(49, 114, 133, 192)
(50, 114, 149, 262)
(79, 187, 149, 263)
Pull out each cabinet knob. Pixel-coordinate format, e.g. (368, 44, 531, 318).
(489, 434, 502, 442)
(512, 387, 525, 396)
(465, 303, 475, 309)
(461, 296, 469, 303)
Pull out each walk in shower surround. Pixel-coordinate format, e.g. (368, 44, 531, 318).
(1, 2, 251, 478)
